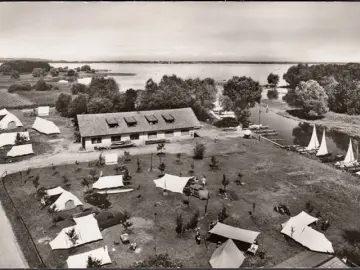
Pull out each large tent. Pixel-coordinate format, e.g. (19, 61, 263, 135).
(281, 211, 334, 253)
(209, 222, 260, 244)
(32, 117, 60, 135)
(50, 214, 103, 250)
(93, 175, 124, 190)
(0, 109, 23, 130)
(0, 132, 30, 148)
(209, 239, 245, 268)
(50, 190, 83, 211)
(66, 246, 112, 268)
(105, 153, 118, 165)
(7, 144, 34, 157)
(37, 106, 50, 116)
(153, 174, 194, 194)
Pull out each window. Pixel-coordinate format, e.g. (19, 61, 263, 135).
(111, 136, 121, 142)
(145, 115, 158, 125)
(165, 131, 174, 137)
(130, 133, 140, 140)
(124, 116, 137, 127)
(148, 132, 157, 139)
(162, 113, 175, 123)
(91, 137, 102, 144)
(106, 118, 118, 128)
(181, 129, 190, 136)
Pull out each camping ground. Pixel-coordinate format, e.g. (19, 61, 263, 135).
(3, 135, 360, 268)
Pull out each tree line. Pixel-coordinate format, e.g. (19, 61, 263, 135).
(281, 63, 360, 116)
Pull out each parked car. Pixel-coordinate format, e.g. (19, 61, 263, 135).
(110, 140, 135, 149)
(95, 211, 126, 231)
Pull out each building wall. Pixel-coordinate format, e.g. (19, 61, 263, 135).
(83, 128, 195, 149)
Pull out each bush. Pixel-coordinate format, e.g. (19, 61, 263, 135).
(0, 64, 13, 75)
(67, 69, 77, 77)
(8, 82, 32, 93)
(131, 253, 183, 268)
(218, 205, 228, 222)
(32, 68, 46, 77)
(71, 83, 87, 95)
(49, 68, 59, 77)
(185, 210, 199, 230)
(34, 79, 52, 91)
(1, 60, 51, 73)
(56, 93, 72, 117)
(15, 133, 28, 145)
(213, 117, 239, 128)
(175, 214, 184, 234)
(80, 65, 91, 72)
(10, 70, 20, 80)
(193, 142, 206, 159)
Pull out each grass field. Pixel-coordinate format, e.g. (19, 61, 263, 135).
(4, 136, 360, 268)
(0, 90, 34, 109)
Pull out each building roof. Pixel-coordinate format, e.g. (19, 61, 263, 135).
(273, 251, 348, 268)
(77, 107, 201, 138)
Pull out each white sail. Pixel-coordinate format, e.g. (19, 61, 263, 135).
(316, 130, 328, 156)
(306, 125, 320, 151)
(344, 139, 355, 163)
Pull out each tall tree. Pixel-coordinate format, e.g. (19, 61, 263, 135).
(67, 93, 88, 118)
(87, 77, 120, 100)
(87, 98, 114, 114)
(219, 95, 234, 111)
(267, 73, 280, 88)
(56, 93, 72, 117)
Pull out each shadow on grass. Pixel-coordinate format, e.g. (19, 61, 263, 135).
(342, 229, 360, 245)
(286, 109, 325, 121)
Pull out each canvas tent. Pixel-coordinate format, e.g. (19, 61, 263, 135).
(105, 153, 118, 165)
(0, 109, 23, 130)
(32, 117, 60, 135)
(281, 211, 334, 253)
(153, 174, 194, 194)
(46, 186, 66, 197)
(37, 106, 50, 116)
(0, 132, 30, 148)
(50, 214, 103, 250)
(50, 190, 83, 211)
(209, 222, 260, 244)
(7, 144, 34, 157)
(93, 175, 124, 190)
(58, 79, 68, 84)
(66, 246, 112, 268)
(209, 239, 245, 268)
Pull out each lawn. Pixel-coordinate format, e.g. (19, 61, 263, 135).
(3, 136, 360, 268)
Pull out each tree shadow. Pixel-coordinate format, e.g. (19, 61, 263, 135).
(342, 229, 360, 245)
(286, 109, 325, 121)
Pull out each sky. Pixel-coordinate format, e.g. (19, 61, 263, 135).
(1, 2, 360, 62)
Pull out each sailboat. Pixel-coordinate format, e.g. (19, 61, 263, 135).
(336, 139, 357, 167)
(303, 124, 320, 152)
(316, 130, 331, 157)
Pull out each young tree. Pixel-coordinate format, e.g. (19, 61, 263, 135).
(32, 175, 40, 190)
(185, 210, 200, 230)
(89, 168, 97, 180)
(10, 70, 20, 80)
(81, 178, 91, 191)
(86, 256, 102, 268)
(55, 93, 72, 117)
(176, 153, 181, 164)
(67, 69, 77, 77)
(221, 174, 230, 192)
(81, 65, 92, 72)
(218, 205, 228, 222)
(157, 143, 166, 155)
(66, 228, 79, 246)
(15, 133, 28, 145)
(87, 98, 114, 114)
(71, 83, 87, 95)
(267, 73, 280, 88)
(193, 142, 206, 159)
(283, 80, 329, 117)
(49, 67, 59, 77)
(189, 162, 195, 173)
(67, 93, 88, 118)
(158, 162, 166, 176)
(210, 156, 218, 168)
(175, 214, 184, 234)
(124, 151, 131, 162)
(267, 89, 279, 100)
(34, 78, 52, 91)
(136, 157, 142, 173)
(32, 68, 46, 77)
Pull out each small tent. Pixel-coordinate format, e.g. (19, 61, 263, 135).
(50, 190, 83, 211)
(32, 117, 60, 135)
(209, 239, 245, 268)
(66, 246, 112, 268)
(209, 222, 260, 244)
(58, 79, 68, 84)
(0, 109, 23, 130)
(49, 214, 103, 250)
(0, 132, 30, 148)
(105, 153, 118, 165)
(93, 175, 124, 190)
(281, 211, 334, 253)
(46, 186, 66, 197)
(37, 106, 50, 116)
(77, 77, 92, 85)
(153, 174, 194, 194)
(7, 144, 34, 157)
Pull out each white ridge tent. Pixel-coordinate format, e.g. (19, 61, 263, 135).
(37, 106, 50, 116)
(105, 153, 118, 165)
(32, 117, 60, 135)
(50, 190, 83, 211)
(50, 214, 103, 250)
(209, 222, 260, 244)
(281, 211, 334, 253)
(153, 174, 194, 194)
(209, 239, 245, 268)
(0, 132, 30, 148)
(58, 79, 68, 84)
(46, 186, 66, 197)
(316, 130, 329, 157)
(66, 246, 112, 268)
(7, 144, 34, 157)
(0, 109, 23, 130)
(93, 175, 124, 190)
(306, 125, 320, 151)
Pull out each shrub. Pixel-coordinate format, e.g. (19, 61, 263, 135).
(55, 93, 72, 117)
(185, 210, 199, 230)
(193, 142, 206, 159)
(15, 133, 28, 145)
(221, 174, 230, 192)
(34, 79, 52, 91)
(71, 83, 87, 95)
(210, 156, 219, 168)
(32, 68, 46, 77)
(0, 64, 13, 75)
(80, 65, 91, 72)
(49, 68, 60, 77)
(10, 70, 20, 80)
(8, 82, 32, 93)
(213, 117, 239, 128)
(67, 69, 77, 77)
(86, 256, 102, 268)
(218, 205, 228, 222)
(175, 214, 184, 234)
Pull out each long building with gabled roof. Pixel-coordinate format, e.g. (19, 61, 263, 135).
(77, 107, 201, 149)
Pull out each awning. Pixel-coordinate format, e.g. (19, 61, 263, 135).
(46, 186, 66, 197)
(153, 174, 193, 194)
(66, 246, 112, 268)
(209, 222, 260, 244)
(93, 175, 124, 190)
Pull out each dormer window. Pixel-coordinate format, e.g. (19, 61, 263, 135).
(145, 115, 158, 125)
(124, 116, 137, 127)
(162, 113, 175, 123)
(106, 118, 118, 128)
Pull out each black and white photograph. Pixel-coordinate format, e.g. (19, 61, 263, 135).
(0, 1, 359, 268)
